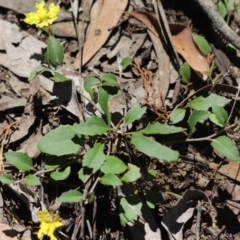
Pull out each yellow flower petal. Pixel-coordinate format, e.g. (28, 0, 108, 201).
(47, 222, 63, 240)
(24, 13, 39, 25)
(24, 0, 59, 29)
(36, 210, 63, 240)
(37, 221, 49, 240)
(35, 1, 45, 10)
(48, 3, 60, 17)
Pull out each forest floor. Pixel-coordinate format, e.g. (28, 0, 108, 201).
(1, 0, 240, 240)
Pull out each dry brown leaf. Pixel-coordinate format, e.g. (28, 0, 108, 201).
(124, 10, 160, 37)
(170, 24, 209, 80)
(86, 0, 104, 39)
(209, 161, 240, 182)
(74, 0, 128, 68)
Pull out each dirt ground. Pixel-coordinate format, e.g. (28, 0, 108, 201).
(1, 0, 240, 240)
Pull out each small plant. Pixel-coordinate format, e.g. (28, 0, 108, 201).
(218, 0, 240, 24)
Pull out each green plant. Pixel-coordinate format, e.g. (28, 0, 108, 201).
(2, 5, 240, 231)
(218, 0, 240, 24)
(3, 70, 240, 226)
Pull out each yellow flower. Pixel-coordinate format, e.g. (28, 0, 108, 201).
(36, 209, 63, 240)
(24, 1, 60, 28)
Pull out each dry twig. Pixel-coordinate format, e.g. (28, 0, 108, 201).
(194, 0, 240, 49)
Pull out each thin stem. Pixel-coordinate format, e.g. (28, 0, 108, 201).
(77, 90, 104, 115)
(226, 86, 240, 126)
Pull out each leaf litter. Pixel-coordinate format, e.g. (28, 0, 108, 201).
(0, 0, 240, 239)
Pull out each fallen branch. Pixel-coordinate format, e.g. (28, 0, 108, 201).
(194, 0, 240, 49)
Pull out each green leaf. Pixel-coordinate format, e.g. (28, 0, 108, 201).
(227, 0, 234, 11)
(50, 166, 71, 181)
(125, 105, 147, 125)
(209, 113, 224, 127)
(51, 72, 71, 82)
(0, 174, 14, 184)
(100, 73, 118, 86)
(23, 174, 41, 186)
(143, 122, 186, 134)
(148, 169, 157, 177)
(4, 152, 34, 171)
(59, 190, 83, 203)
(44, 49, 50, 64)
(191, 93, 231, 111)
(101, 156, 128, 174)
(38, 125, 80, 156)
(131, 133, 179, 162)
(212, 105, 228, 125)
(187, 110, 209, 133)
(119, 194, 142, 226)
(83, 76, 101, 100)
(71, 116, 111, 136)
(100, 173, 122, 186)
(98, 87, 111, 125)
(179, 62, 191, 83)
(78, 167, 92, 183)
(192, 34, 211, 56)
(170, 108, 186, 124)
(121, 163, 141, 183)
(211, 136, 240, 161)
(82, 143, 106, 173)
(28, 66, 48, 81)
(121, 57, 133, 69)
(218, 1, 228, 18)
(145, 190, 163, 209)
(46, 36, 64, 66)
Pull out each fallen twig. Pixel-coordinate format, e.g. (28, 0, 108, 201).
(194, 0, 240, 49)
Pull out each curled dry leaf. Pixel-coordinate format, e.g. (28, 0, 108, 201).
(124, 10, 161, 37)
(74, 0, 128, 68)
(170, 23, 210, 80)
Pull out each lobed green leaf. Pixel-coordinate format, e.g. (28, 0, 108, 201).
(191, 93, 231, 111)
(131, 133, 179, 162)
